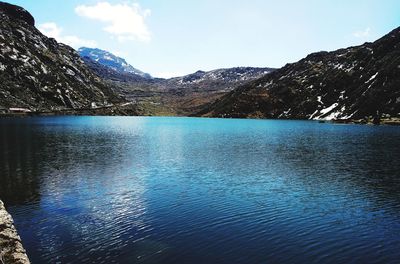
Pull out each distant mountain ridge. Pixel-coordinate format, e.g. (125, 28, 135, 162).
(197, 27, 400, 122)
(77, 49, 275, 115)
(78, 47, 152, 79)
(78, 47, 274, 90)
(79, 54, 275, 115)
(165, 67, 275, 92)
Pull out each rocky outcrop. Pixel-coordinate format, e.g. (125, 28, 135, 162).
(197, 27, 400, 121)
(0, 2, 125, 112)
(0, 200, 30, 264)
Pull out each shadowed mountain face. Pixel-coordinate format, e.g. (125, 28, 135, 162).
(0, 2, 124, 112)
(197, 27, 400, 121)
(0, 1, 33, 26)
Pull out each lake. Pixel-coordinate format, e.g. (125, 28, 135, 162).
(1, 116, 400, 263)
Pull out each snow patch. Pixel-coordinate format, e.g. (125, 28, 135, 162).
(41, 64, 48, 74)
(20, 55, 30, 64)
(26, 76, 38, 82)
(365, 72, 378, 83)
(362, 82, 375, 96)
(312, 103, 344, 121)
(278, 108, 291, 118)
(323, 105, 345, 120)
(333, 63, 344, 70)
(309, 109, 320, 120)
(339, 90, 346, 100)
(320, 103, 338, 115)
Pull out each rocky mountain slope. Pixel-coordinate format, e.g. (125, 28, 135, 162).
(81, 55, 155, 84)
(79, 48, 273, 92)
(198, 27, 400, 122)
(163, 67, 274, 92)
(0, 2, 129, 113)
(79, 47, 152, 79)
(157, 67, 275, 115)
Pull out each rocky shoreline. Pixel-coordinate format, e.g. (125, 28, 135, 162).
(1, 112, 400, 126)
(0, 102, 139, 117)
(333, 117, 400, 126)
(0, 200, 30, 264)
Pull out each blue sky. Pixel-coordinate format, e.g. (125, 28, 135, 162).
(7, 0, 400, 77)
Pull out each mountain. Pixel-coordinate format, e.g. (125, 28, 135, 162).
(79, 48, 273, 92)
(78, 47, 152, 79)
(79, 50, 275, 115)
(0, 1, 136, 114)
(81, 56, 155, 83)
(164, 67, 274, 92)
(150, 67, 275, 115)
(197, 27, 400, 123)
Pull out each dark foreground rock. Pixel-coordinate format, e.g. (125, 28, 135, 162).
(0, 200, 30, 264)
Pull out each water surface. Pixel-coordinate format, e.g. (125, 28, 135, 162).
(1, 117, 400, 263)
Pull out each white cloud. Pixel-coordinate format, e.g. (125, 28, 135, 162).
(38, 22, 97, 49)
(75, 2, 151, 42)
(353, 27, 371, 38)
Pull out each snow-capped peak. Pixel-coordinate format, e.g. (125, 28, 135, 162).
(78, 47, 152, 79)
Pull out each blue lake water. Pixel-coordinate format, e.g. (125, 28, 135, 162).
(1, 116, 400, 263)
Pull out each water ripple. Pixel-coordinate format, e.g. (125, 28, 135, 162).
(1, 117, 400, 264)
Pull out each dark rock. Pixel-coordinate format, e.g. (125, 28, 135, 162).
(0, 200, 30, 264)
(0, 2, 126, 112)
(373, 110, 381, 125)
(0, 1, 34, 26)
(165, 67, 276, 93)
